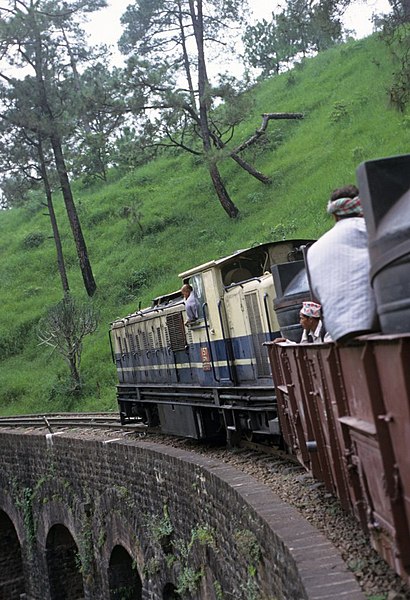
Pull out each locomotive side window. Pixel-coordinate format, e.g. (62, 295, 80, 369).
(189, 273, 205, 317)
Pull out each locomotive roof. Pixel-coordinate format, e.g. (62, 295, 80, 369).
(178, 240, 312, 278)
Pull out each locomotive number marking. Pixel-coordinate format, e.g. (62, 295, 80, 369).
(200, 346, 211, 371)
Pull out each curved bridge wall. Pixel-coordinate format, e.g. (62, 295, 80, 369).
(0, 429, 364, 599)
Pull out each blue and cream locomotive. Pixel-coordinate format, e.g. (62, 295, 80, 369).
(110, 239, 311, 443)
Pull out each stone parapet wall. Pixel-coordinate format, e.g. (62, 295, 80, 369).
(0, 429, 364, 599)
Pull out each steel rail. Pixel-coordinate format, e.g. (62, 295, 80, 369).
(0, 413, 145, 430)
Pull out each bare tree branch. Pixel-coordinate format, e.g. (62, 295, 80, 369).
(231, 112, 304, 154)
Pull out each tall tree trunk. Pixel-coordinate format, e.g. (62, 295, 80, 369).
(31, 24, 96, 296)
(189, 0, 239, 218)
(37, 136, 70, 294)
(51, 134, 97, 297)
(68, 351, 81, 390)
(208, 162, 238, 218)
(177, 0, 197, 110)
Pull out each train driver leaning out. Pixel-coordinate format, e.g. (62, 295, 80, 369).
(181, 283, 200, 326)
(274, 301, 332, 344)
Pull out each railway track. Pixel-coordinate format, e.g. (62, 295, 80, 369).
(0, 412, 146, 431)
(0, 412, 280, 455)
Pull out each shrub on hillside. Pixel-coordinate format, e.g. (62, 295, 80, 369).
(329, 101, 349, 123)
(247, 192, 264, 204)
(145, 214, 187, 236)
(267, 220, 297, 242)
(22, 231, 46, 249)
(286, 73, 297, 87)
(126, 268, 151, 294)
(0, 383, 26, 407)
(24, 195, 44, 218)
(22, 286, 42, 297)
(0, 320, 37, 360)
(86, 208, 115, 227)
(352, 147, 365, 163)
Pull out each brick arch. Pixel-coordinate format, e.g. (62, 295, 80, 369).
(35, 496, 89, 599)
(35, 495, 85, 552)
(98, 505, 145, 589)
(0, 488, 26, 547)
(0, 509, 27, 599)
(46, 523, 85, 600)
(108, 544, 142, 600)
(163, 582, 181, 599)
(97, 491, 176, 599)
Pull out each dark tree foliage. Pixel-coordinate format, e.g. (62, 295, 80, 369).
(243, 18, 293, 77)
(111, 125, 158, 173)
(390, 0, 410, 21)
(119, 0, 280, 218)
(244, 0, 349, 77)
(0, 121, 70, 293)
(0, 0, 107, 296)
(69, 63, 132, 184)
(375, 0, 410, 110)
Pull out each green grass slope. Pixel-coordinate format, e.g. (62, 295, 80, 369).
(0, 35, 409, 415)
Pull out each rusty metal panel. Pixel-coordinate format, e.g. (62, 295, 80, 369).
(265, 342, 310, 466)
(313, 344, 366, 524)
(295, 345, 335, 491)
(370, 335, 410, 576)
(280, 344, 328, 477)
(265, 342, 294, 450)
(267, 335, 410, 583)
(266, 342, 330, 482)
(306, 345, 352, 512)
(338, 338, 410, 578)
(264, 341, 285, 388)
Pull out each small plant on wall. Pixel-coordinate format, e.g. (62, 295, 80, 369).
(173, 525, 216, 597)
(234, 528, 262, 600)
(144, 503, 174, 554)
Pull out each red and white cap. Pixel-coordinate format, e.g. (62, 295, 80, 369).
(301, 301, 322, 318)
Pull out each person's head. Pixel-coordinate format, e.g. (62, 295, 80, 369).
(330, 185, 359, 202)
(299, 301, 322, 331)
(181, 283, 193, 299)
(327, 184, 363, 221)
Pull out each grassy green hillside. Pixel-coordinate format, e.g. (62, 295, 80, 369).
(0, 34, 409, 415)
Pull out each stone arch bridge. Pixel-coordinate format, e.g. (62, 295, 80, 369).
(0, 428, 364, 599)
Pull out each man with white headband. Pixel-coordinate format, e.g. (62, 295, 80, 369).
(306, 184, 378, 342)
